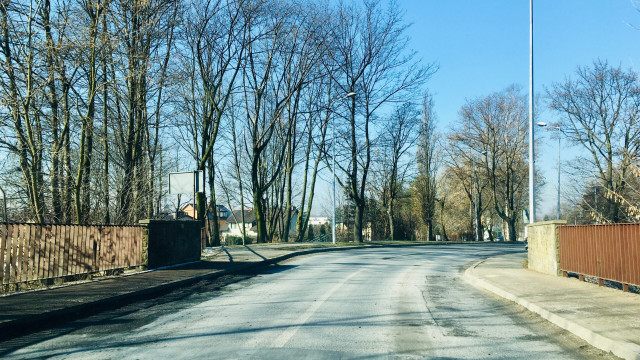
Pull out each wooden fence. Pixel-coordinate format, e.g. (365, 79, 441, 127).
(0, 223, 143, 285)
(559, 224, 640, 290)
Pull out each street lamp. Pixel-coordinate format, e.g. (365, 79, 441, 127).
(528, 0, 536, 224)
(332, 92, 356, 244)
(537, 122, 561, 220)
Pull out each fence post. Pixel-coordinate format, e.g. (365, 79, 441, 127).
(139, 221, 150, 268)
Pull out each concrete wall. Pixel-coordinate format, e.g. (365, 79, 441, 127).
(139, 220, 202, 269)
(527, 220, 566, 276)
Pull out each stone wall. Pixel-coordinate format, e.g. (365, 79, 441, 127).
(139, 220, 202, 269)
(527, 220, 566, 276)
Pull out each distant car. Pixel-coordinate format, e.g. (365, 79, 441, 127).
(495, 236, 504, 242)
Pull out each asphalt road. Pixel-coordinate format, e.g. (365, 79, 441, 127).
(3, 244, 615, 359)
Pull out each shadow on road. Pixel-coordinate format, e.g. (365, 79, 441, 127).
(222, 246, 234, 262)
(244, 245, 267, 260)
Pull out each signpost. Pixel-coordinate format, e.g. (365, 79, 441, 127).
(169, 171, 204, 220)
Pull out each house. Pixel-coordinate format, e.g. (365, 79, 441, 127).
(182, 203, 231, 222)
(284, 208, 299, 239)
(308, 216, 329, 226)
(220, 207, 299, 241)
(182, 204, 197, 219)
(159, 210, 193, 221)
(221, 209, 258, 239)
(215, 205, 231, 220)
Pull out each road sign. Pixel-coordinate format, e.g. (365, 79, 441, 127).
(169, 171, 204, 194)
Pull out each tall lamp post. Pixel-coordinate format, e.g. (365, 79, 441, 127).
(537, 122, 561, 220)
(332, 92, 356, 244)
(528, 0, 536, 224)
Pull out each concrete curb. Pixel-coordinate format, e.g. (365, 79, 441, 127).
(463, 259, 640, 360)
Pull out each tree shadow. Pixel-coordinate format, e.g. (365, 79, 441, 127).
(244, 245, 267, 260)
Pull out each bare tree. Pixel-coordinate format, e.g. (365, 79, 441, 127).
(548, 60, 640, 223)
(327, 0, 432, 242)
(0, 1, 46, 222)
(295, 80, 332, 242)
(239, 0, 325, 243)
(457, 86, 529, 242)
(179, 0, 245, 244)
(374, 102, 419, 240)
(110, 0, 178, 224)
(413, 93, 439, 241)
(0, 0, 437, 232)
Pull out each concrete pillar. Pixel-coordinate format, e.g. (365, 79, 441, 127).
(139, 219, 202, 269)
(527, 220, 566, 276)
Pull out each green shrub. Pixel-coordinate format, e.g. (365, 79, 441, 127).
(225, 235, 244, 245)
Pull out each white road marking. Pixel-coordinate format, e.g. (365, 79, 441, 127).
(270, 267, 366, 348)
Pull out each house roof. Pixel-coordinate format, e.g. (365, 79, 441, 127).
(216, 205, 231, 219)
(159, 211, 193, 221)
(181, 203, 232, 220)
(226, 209, 256, 224)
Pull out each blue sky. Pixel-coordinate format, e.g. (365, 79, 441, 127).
(401, 0, 640, 217)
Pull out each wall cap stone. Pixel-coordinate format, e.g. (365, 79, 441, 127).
(138, 219, 200, 225)
(527, 220, 567, 228)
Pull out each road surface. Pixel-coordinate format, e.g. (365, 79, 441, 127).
(3, 244, 614, 359)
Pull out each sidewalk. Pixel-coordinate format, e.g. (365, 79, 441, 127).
(0, 243, 356, 342)
(464, 252, 640, 360)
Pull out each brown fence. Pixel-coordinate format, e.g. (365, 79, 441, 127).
(559, 224, 640, 288)
(0, 223, 143, 285)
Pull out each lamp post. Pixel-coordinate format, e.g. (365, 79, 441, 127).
(472, 156, 479, 241)
(528, 0, 536, 224)
(537, 122, 561, 220)
(332, 92, 356, 244)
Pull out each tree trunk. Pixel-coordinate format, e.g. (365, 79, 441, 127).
(102, 7, 110, 224)
(63, 87, 72, 223)
(507, 218, 517, 242)
(43, 0, 63, 222)
(254, 191, 267, 244)
(475, 199, 483, 241)
(354, 201, 364, 243)
(387, 200, 394, 241)
(282, 139, 294, 242)
(208, 155, 220, 246)
(439, 200, 449, 241)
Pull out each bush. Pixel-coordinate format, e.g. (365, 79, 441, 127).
(225, 235, 245, 245)
(307, 225, 315, 241)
